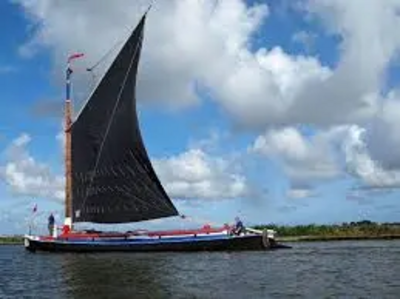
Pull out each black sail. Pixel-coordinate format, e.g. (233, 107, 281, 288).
(71, 14, 179, 223)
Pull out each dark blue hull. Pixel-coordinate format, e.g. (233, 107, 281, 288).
(24, 234, 291, 253)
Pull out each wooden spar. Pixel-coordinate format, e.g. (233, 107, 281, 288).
(64, 99, 72, 226)
(64, 53, 83, 230)
(65, 63, 73, 229)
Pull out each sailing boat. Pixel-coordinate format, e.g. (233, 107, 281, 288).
(24, 10, 290, 253)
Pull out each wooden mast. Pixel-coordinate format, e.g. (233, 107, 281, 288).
(65, 61, 73, 230)
(64, 106, 72, 226)
(64, 53, 84, 230)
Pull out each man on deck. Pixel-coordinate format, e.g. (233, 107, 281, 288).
(48, 213, 55, 236)
(232, 216, 245, 235)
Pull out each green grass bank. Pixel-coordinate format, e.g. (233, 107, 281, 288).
(254, 220, 400, 242)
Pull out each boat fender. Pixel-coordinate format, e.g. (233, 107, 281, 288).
(262, 229, 271, 249)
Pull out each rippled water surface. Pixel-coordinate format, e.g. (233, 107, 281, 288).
(1, 240, 400, 298)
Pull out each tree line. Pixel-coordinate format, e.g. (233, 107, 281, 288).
(253, 220, 400, 237)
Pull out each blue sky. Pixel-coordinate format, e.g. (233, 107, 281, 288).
(1, 0, 400, 235)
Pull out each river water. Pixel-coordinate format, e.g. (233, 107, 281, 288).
(0, 240, 399, 298)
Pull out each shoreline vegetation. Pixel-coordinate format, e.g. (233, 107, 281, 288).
(1, 221, 400, 245)
(0, 236, 24, 245)
(255, 220, 400, 242)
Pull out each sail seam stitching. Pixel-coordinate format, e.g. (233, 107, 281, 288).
(126, 150, 176, 212)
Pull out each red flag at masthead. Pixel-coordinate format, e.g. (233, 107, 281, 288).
(67, 53, 84, 63)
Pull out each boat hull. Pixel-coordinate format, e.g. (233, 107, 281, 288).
(24, 234, 291, 253)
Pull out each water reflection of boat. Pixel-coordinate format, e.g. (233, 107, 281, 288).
(61, 253, 168, 298)
(24, 8, 291, 253)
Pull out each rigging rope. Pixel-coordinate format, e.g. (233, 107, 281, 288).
(86, 40, 123, 75)
(82, 3, 155, 108)
(85, 3, 154, 76)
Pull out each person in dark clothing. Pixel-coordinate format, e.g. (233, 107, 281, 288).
(232, 217, 245, 235)
(48, 213, 55, 236)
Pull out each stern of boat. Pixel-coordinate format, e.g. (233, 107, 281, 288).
(243, 227, 291, 250)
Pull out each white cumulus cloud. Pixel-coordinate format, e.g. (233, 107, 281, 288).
(343, 125, 400, 189)
(0, 133, 64, 201)
(363, 91, 400, 171)
(250, 126, 350, 197)
(153, 148, 250, 200)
